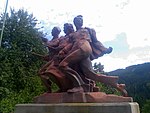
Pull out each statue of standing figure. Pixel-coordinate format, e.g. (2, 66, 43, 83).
(34, 15, 128, 97)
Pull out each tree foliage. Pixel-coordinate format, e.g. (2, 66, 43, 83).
(93, 62, 104, 73)
(142, 100, 150, 113)
(0, 8, 47, 113)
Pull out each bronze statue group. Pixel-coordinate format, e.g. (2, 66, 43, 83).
(35, 15, 128, 97)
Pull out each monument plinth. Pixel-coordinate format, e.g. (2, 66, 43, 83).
(15, 103, 140, 113)
(33, 92, 133, 103)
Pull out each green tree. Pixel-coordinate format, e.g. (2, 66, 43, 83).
(0, 8, 47, 113)
(142, 100, 150, 113)
(93, 62, 104, 73)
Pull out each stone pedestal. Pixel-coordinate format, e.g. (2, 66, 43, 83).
(14, 92, 140, 113)
(15, 103, 140, 113)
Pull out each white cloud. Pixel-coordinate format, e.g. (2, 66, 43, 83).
(92, 55, 129, 72)
(93, 46, 150, 72)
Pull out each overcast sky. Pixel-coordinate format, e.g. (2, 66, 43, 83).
(1, 0, 150, 72)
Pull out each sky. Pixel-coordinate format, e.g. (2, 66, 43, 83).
(0, 0, 150, 72)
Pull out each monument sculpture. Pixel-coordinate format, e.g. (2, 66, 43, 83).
(14, 15, 140, 113)
(35, 15, 128, 97)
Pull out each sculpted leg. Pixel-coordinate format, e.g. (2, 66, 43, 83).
(39, 75, 52, 93)
(45, 66, 73, 92)
(59, 49, 88, 67)
(67, 86, 84, 93)
(80, 57, 119, 85)
(59, 49, 90, 93)
(59, 66, 85, 93)
(116, 84, 128, 97)
(80, 57, 128, 96)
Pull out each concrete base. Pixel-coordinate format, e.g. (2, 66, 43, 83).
(14, 102, 140, 113)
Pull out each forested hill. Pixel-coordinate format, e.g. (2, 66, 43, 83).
(107, 62, 150, 108)
(108, 62, 150, 76)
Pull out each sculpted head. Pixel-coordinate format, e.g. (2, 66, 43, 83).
(51, 26, 61, 38)
(63, 23, 74, 35)
(73, 15, 83, 30)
